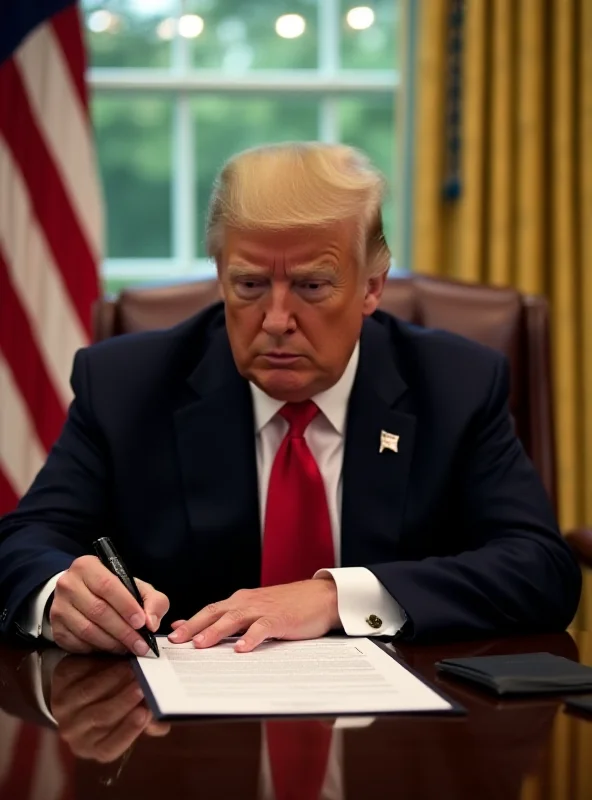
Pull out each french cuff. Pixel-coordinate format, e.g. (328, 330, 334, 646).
(314, 567, 406, 636)
(15, 572, 64, 642)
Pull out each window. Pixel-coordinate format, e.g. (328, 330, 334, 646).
(83, 0, 404, 292)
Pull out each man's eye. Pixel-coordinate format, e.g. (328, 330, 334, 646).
(299, 282, 325, 291)
(236, 279, 265, 291)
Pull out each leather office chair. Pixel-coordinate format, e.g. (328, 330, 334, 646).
(93, 275, 591, 564)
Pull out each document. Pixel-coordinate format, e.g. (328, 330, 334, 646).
(134, 637, 457, 718)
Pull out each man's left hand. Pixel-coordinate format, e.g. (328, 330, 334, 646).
(168, 577, 339, 652)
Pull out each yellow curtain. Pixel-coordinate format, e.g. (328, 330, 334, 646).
(411, 0, 592, 625)
(412, 6, 591, 794)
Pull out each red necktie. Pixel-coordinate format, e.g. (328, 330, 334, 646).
(261, 401, 334, 800)
(266, 720, 332, 800)
(261, 401, 335, 586)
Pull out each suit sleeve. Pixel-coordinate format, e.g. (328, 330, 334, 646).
(0, 350, 112, 638)
(368, 355, 582, 641)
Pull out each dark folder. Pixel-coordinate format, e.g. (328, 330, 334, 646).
(564, 694, 592, 715)
(435, 652, 592, 696)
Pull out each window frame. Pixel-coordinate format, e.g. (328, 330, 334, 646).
(87, 0, 406, 285)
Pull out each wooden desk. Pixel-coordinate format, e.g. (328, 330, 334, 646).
(1, 630, 592, 799)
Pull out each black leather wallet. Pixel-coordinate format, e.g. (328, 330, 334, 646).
(435, 652, 592, 696)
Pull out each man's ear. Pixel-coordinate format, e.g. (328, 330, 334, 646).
(362, 270, 387, 316)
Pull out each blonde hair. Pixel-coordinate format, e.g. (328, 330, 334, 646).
(206, 142, 391, 277)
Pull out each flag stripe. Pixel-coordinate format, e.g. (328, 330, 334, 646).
(0, 135, 85, 408)
(15, 24, 102, 262)
(0, 467, 19, 518)
(0, 723, 42, 799)
(0, 249, 67, 453)
(0, 58, 97, 339)
(1, 3, 101, 515)
(0, 355, 47, 503)
(31, 731, 68, 800)
(50, 4, 87, 107)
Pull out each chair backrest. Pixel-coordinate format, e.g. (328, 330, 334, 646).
(93, 275, 556, 506)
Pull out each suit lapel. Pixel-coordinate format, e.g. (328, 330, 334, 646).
(173, 326, 261, 590)
(341, 317, 416, 566)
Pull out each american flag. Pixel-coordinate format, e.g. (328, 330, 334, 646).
(0, 709, 73, 799)
(0, 1, 102, 515)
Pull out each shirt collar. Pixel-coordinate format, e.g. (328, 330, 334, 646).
(250, 342, 360, 436)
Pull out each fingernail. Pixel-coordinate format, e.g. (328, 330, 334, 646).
(149, 614, 158, 631)
(194, 634, 204, 644)
(236, 639, 246, 650)
(130, 612, 145, 629)
(134, 686, 144, 699)
(134, 640, 149, 656)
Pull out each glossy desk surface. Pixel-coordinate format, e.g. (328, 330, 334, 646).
(1, 630, 592, 800)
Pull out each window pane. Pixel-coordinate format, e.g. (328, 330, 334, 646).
(82, 0, 176, 68)
(186, 0, 318, 71)
(339, 97, 396, 253)
(93, 96, 173, 258)
(193, 97, 320, 257)
(340, 0, 401, 70)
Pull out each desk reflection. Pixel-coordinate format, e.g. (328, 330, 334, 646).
(0, 634, 580, 800)
(51, 656, 170, 764)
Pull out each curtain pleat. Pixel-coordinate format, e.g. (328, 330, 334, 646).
(411, 0, 592, 625)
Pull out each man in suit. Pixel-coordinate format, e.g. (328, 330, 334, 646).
(0, 142, 581, 656)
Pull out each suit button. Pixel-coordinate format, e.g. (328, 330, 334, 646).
(366, 614, 382, 629)
(0, 609, 7, 623)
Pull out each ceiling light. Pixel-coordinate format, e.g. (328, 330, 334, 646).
(346, 6, 375, 30)
(275, 14, 306, 39)
(88, 10, 115, 33)
(156, 17, 177, 40)
(178, 14, 204, 38)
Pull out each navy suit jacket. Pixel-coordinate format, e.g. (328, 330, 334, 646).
(0, 303, 581, 640)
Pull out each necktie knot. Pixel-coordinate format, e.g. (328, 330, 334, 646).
(279, 401, 318, 438)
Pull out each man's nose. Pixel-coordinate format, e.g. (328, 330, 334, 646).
(261, 285, 295, 337)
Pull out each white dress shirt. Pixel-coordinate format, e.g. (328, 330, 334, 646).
(18, 342, 405, 640)
(251, 342, 405, 636)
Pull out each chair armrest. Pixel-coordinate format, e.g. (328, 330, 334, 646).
(565, 528, 592, 568)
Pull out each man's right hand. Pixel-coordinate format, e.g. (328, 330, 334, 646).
(49, 555, 170, 655)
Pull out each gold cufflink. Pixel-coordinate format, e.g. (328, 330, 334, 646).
(366, 614, 382, 629)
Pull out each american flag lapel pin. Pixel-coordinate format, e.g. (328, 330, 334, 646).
(379, 430, 400, 454)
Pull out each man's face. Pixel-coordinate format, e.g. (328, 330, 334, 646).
(218, 220, 385, 402)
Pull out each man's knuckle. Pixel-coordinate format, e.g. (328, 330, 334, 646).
(78, 618, 97, 641)
(88, 598, 109, 621)
(60, 729, 77, 745)
(56, 574, 73, 595)
(95, 574, 114, 596)
(205, 603, 219, 616)
(227, 608, 244, 624)
(258, 616, 275, 631)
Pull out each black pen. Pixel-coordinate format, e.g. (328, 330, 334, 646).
(93, 537, 160, 657)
